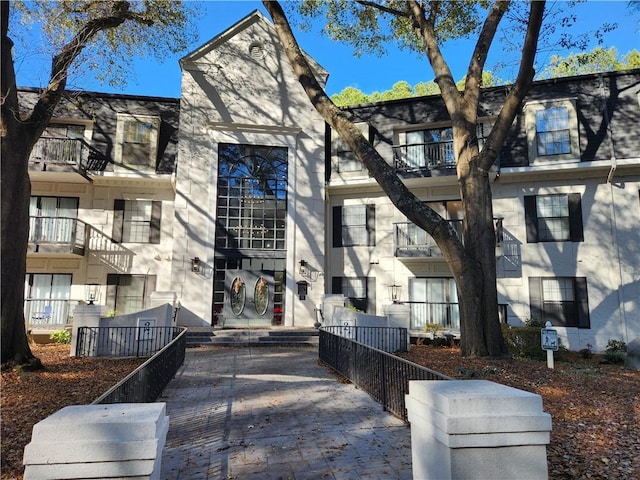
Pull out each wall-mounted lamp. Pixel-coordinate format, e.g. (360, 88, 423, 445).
(495, 217, 504, 258)
(299, 259, 308, 276)
(85, 284, 99, 305)
(388, 284, 401, 303)
(191, 257, 201, 273)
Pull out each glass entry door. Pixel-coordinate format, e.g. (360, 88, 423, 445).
(222, 270, 275, 327)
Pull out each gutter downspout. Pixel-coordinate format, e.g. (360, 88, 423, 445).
(600, 74, 628, 344)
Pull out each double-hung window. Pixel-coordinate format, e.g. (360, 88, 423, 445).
(529, 277, 590, 328)
(536, 107, 570, 155)
(113, 200, 162, 244)
(524, 193, 583, 242)
(525, 99, 579, 164)
(115, 114, 160, 170)
(333, 204, 375, 247)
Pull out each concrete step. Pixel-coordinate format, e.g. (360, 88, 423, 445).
(186, 328, 319, 348)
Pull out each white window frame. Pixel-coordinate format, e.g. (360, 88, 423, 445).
(115, 113, 160, 171)
(524, 99, 579, 165)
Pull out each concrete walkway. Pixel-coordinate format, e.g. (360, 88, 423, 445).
(159, 346, 413, 480)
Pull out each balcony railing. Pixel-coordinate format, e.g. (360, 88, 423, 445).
(393, 141, 456, 175)
(29, 137, 109, 173)
(408, 301, 461, 331)
(394, 220, 463, 257)
(24, 299, 72, 328)
(28, 216, 86, 255)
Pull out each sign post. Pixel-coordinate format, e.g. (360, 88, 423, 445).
(541, 321, 558, 369)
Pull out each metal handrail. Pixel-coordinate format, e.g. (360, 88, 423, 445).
(319, 327, 450, 422)
(92, 327, 187, 404)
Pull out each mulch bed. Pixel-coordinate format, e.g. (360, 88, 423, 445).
(398, 345, 640, 479)
(1, 344, 144, 480)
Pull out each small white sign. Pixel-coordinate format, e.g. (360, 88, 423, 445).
(541, 328, 559, 351)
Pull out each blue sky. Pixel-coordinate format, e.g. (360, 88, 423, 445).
(13, 1, 640, 99)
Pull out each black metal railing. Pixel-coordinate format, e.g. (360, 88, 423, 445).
(76, 326, 183, 358)
(319, 328, 450, 422)
(321, 325, 408, 353)
(92, 327, 187, 404)
(392, 141, 456, 174)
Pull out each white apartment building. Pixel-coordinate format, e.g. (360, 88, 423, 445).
(22, 11, 640, 351)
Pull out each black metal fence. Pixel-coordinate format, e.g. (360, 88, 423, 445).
(76, 326, 182, 358)
(319, 327, 451, 422)
(321, 325, 408, 353)
(92, 327, 187, 404)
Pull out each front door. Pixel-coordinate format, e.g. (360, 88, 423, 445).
(223, 270, 275, 327)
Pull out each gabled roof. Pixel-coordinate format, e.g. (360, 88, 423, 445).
(180, 9, 328, 81)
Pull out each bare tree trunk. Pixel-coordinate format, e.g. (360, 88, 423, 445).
(456, 142, 506, 357)
(1, 141, 40, 366)
(1, 1, 41, 367)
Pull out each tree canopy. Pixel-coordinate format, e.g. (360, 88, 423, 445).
(10, 0, 199, 88)
(332, 45, 640, 106)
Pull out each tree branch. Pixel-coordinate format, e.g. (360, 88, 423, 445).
(354, 0, 409, 18)
(463, 1, 509, 106)
(28, 1, 152, 138)
(263, 0, 465, 261)
(407, 0, 459, 114)
(1, 0, 19, 136)
(479, 1, 545, 171)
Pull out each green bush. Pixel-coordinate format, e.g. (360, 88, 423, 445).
(603, 339, 626, 364)
(50, 329, 71, 344)
(501, 325, 567, 361)
(502, 325, 546, 360)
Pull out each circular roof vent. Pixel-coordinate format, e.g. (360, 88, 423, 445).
(249, 42, 265, 60)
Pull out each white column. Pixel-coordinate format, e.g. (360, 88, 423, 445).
(406, 380, 552, 480)
(70, 304, 102, 357)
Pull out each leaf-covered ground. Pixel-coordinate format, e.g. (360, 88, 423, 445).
(1, 344, 144, 480)
(398, 345, 640, 479)
(2, 344, 638, 479)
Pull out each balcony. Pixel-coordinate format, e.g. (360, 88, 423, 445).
(29, 217, 87, 255)
(28, 216, 133, 267)
(28, 137, 109, 176)
(394, 220, 463, 258)
(24, 299, 72, 329)
(392, 141, 456, 177)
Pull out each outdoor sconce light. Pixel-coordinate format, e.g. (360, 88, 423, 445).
(388, 284, 401, 303)
(191, 257, 201, 273)
(495, 217, 504, 258)
(299, 259, 308, 276)
(85, 284, 99, 305)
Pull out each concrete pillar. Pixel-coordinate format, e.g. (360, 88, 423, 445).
(23, 403, 169, 480)
(70, 304, 102, 357)
(406, 380, 552, 480)
(384, 303, 411, 350)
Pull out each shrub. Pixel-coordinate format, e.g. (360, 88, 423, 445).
(502, 325, 546, 360)
(50, 329, 71, 344)
(603, 339, 626, 364)
(579, 343, 593, 359)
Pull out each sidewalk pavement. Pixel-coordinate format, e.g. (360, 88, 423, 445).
(159, 346, 413, 480)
